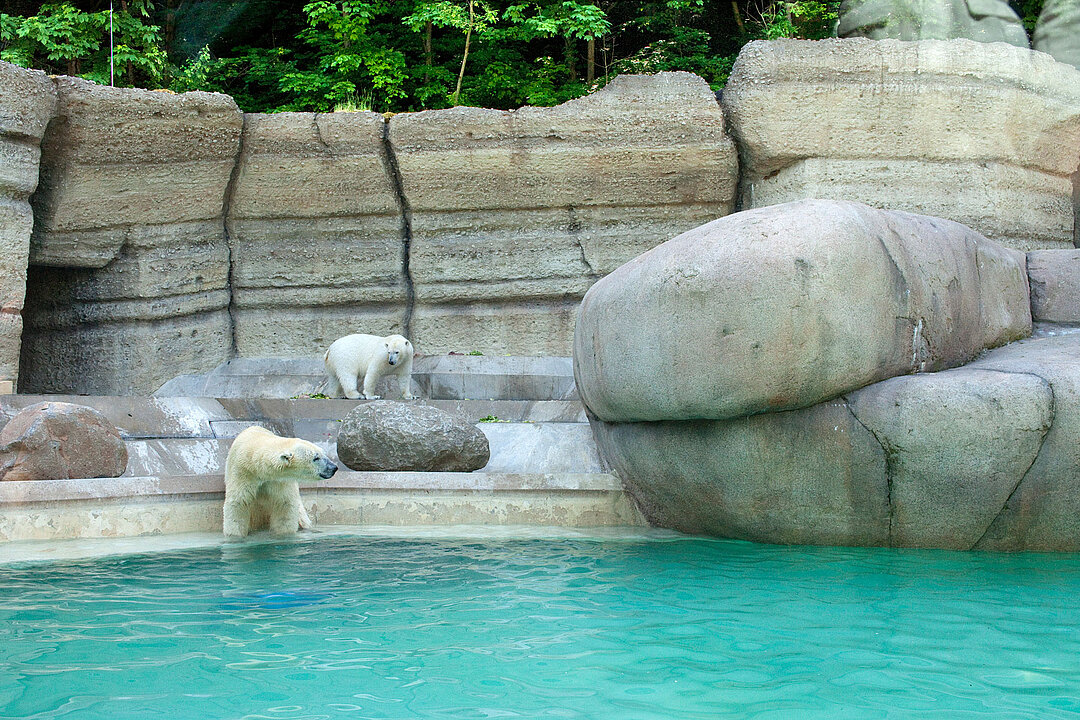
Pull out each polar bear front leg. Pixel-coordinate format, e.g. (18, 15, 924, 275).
(223, 499, 251, 538)
(361, 361, 382, 400)
(399, 356, 416, 399)
(268, 488, 303, 535)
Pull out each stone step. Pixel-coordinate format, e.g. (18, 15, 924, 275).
(154, 355, 578, 401)
(1, 396, 587, 439)
(0, 471, 646, 543)
(120, 422, 606, 477)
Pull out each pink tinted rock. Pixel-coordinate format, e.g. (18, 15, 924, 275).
(0, 401, 127, 481)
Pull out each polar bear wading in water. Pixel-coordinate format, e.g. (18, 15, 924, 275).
(324, 333, 416, 400)
(223, 426, 338, 537)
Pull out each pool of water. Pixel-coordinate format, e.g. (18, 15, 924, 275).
(2, 532, 1079, 719)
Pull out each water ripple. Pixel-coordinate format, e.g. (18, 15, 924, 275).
(1, 536, 1080, 719)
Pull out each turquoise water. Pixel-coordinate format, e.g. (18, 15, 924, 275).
(2, 534, 1080, 719)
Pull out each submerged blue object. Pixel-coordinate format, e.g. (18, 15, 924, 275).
(221, 590, 331, 610)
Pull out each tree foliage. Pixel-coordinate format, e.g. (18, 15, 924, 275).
(1, 0, 852, 111)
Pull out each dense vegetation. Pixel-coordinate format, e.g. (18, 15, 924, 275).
(0, 0, 1044, 112)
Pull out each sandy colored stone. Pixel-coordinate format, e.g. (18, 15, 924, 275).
(0, 61, 56, 391)
(19, 80, 241, 395)
(0, 401, 127, 481)
(723, 38, 1080, 250)
(575, 199, 1030, 424)
(392, 71, 738, 355)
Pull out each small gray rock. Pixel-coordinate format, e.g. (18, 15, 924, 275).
(336, 401, 489, 472)
(0, 401, 128, 481)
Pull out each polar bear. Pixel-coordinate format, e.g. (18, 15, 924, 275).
(222, 426, 338, 537)
(323, 333, 416, 400)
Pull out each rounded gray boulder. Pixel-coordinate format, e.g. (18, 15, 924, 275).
(336, 401, 490, 472)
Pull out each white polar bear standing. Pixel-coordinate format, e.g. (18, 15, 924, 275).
(223, 426, 338, 537)
(323, 333, 416, 400)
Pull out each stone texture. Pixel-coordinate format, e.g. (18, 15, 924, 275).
(848, 368, 1053, 549)
(391, 71, 738, 355)
(574, 199, 1031, 424)
(0, 61, 55, 391)
(838, 0, 1029, 45)
(1034, 0, 1080, 69)
(722, 38, 1080, 250)
(227, 111, 404, 356)
(337, 400, 490, 472)
(1028, 249, 1080, 323)
(966, 332, 1080, 551)
(19, 78, 242, 395)
(589, 399, 890, 546)
(0, 401, 127, 481)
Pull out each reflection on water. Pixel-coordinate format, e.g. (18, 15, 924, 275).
(1, 535, 1080, 719)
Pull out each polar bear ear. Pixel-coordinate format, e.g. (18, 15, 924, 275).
(280, 451, 293, 463)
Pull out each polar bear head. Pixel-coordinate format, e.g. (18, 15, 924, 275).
(276, 439, 339, 481)
(383, 334, 413, 367)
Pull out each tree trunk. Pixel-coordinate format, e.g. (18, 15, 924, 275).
(451, 0, 475, 106)
(424, 20, 433, 69)
(586, 36, 595, 85)
(731, 0, 746, 33)
(564, 35, 576, 82)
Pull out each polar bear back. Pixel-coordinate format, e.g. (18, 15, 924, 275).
(323, 333, 392, 377)
(225, 426, 330, 488)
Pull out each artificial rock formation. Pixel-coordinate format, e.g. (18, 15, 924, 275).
(575, 200, 1080, 550)
(336, 400, 490, 472)
(722, 38, 1080, 251)
(0, 401, 128, 481)
(391, 71, 738, 355)
(1033, 0, 1080, 69)
(574, 199, 1031, 424)
(227, 111, 404, 357)
(18, 78, 243, 395)
(1028, 249, 1080, 322)
(0, 63, 54, 393)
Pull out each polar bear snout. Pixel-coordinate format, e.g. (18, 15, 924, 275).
(316, 456, 338, 479)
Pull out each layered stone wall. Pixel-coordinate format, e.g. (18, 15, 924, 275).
(0, 63, 54, 394)
(723, 38, 1080, 251)
(19, 78, 243, 395)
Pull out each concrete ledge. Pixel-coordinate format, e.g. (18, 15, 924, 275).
(0, 471, 645, 541)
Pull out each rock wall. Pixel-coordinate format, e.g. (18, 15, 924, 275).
(225, 72, 737, 359)
(0, 63, 54, 394)
(577, 200, 1080, 551)
(723, 38, 1080, 251)
(392, 72, 738, 355)
(19, 78, 243, 395)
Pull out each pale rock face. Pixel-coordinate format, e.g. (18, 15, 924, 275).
(227, 111, 404, 357)
(0, 61, 55, 391)
(722, 38, 1080, 250)
(574, 199, 1031, 425)
(19, 78, 243, 395)
(336, 401, 489, 472)
(0, 401, 127, 481)
(390, 71, 739, 355)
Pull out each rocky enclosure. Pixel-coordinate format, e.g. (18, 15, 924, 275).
(0, 38, 1078, 396)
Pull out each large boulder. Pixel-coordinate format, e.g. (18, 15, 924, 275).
(0, 61, 55, 392)
(0, 401, 128, 481)
(19, 78, 242, 395)
(722, 38, 1080, 250)
(838, 0, 1029, 45)
(336, 401, 489, 472)
(574, 199, 1030, 424)
(575, 202, 1080, 550)
(1034, 0, 1080, 69)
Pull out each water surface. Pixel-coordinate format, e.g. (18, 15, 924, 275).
(1, 533, 1079, 719)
